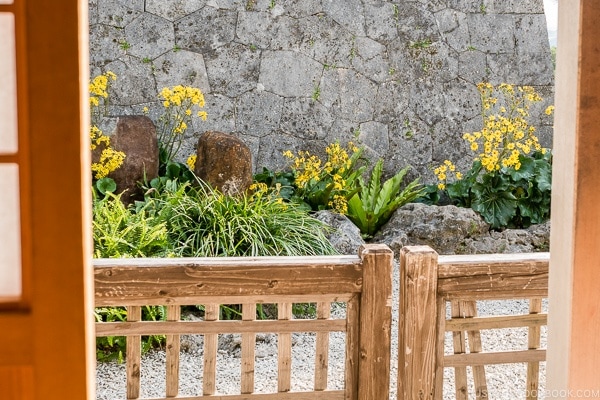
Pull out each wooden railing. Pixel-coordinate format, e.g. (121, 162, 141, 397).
(398, 246, 549, 400)
(94, 244, 393, 400)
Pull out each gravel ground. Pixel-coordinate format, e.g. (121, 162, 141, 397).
(96, 261, 547, 399)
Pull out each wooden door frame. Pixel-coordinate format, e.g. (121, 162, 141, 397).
(0, 0, 95, 399)
(547, 0, 600, 395)
(0, 0, 599, 398)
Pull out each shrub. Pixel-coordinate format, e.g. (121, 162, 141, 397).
(347, 160, 424, 237)
(431, 83, 553, 229)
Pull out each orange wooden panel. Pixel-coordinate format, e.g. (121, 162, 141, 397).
(0, 366, 34, 400)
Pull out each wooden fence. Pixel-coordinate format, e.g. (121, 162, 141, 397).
(95, 244, 550, 400)
(398, 246, 549, 400)
(94, 244, 393, 400)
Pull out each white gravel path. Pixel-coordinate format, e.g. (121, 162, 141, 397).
(96, 261, 547, 399)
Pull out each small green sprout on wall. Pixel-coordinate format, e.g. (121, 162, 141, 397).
(312, 85, 321, 102)
(118, 40, 131, 51)
(409, 38, 432, 49)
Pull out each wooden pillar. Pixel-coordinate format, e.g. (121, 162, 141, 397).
(547, 0, 600, 395)
(397, 246, 439, 400)
(357, 244, 393, 400)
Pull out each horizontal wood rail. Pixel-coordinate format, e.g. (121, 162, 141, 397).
(94, 244, 393, 400)
(398, 246, 549, 400)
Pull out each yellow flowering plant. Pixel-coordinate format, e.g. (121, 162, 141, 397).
(430, 83, 553, 229)
(284, 142, 366, 213)
(141, 85, 207, 194)
(254, 142, 366, 214)
(156, 85, 207, 163)
(89, 71, 125, 194)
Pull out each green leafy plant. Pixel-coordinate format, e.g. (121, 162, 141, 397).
(93, 192, 173, 361)
(95, 177, 117, 196)
(252, 167, 296, 201)
(432, 83, 554, 229)
(347, 160, 424, 237)
(312, 85, 321, 101)
(92, 192, 171, 258)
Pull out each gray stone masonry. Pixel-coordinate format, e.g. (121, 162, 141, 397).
(89, 0, 554, 183)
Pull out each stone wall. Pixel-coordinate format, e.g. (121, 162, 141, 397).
(89, 0, 554, 182)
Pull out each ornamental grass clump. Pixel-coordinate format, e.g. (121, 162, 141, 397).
(89, 71, 125, 191)
(148, 180, 337, 257)
(432, 82, 554, 229)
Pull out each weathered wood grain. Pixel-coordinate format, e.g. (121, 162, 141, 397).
(462, 301, 487, 400)
(95, 319, 347, 337)
(203, 304, 218, 395)
(95, 294, 353, 307)
(241, 303, 256, 394)
(358, 244, 392, 400)
(398, 246, 439, 400)
(143, 390, 345, 400)
(278, 303, 292, 393)
(165, 305, 180, 398)
(444, 350, 547, 367)
(345, 295, 359, 400)
(437, 253, 549, 301)
(315, 302, 331, 391)
(126, 306, 141, 399)
(445, 313, 547, 331)
(526, 299, 543, 400)
(94, 257, 362, 306)
(450, 301, 468, 400)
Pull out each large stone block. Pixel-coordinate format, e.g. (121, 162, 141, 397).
(194, 131, 253, 196)
(89, 0, 556, 183)
(124, 13, 175, 60)
(107, 115, 159, 204)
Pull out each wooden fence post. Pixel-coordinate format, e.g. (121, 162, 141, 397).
(357, 244, 393, 400)
(398, 246, 439, 400)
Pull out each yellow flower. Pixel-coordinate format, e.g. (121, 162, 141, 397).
(186, 154, 197, 171)
(329, 194, 348, 214)
(545, 105, 555, 115)
(142, 106, 149, 114)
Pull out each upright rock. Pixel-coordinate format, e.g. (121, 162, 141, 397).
(194, 131, 253, 196)
(373, 203, 550, 255)
(373, 203, 489, 255)
(314, 210, 365, 255)
(108, 115, 159, 204)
